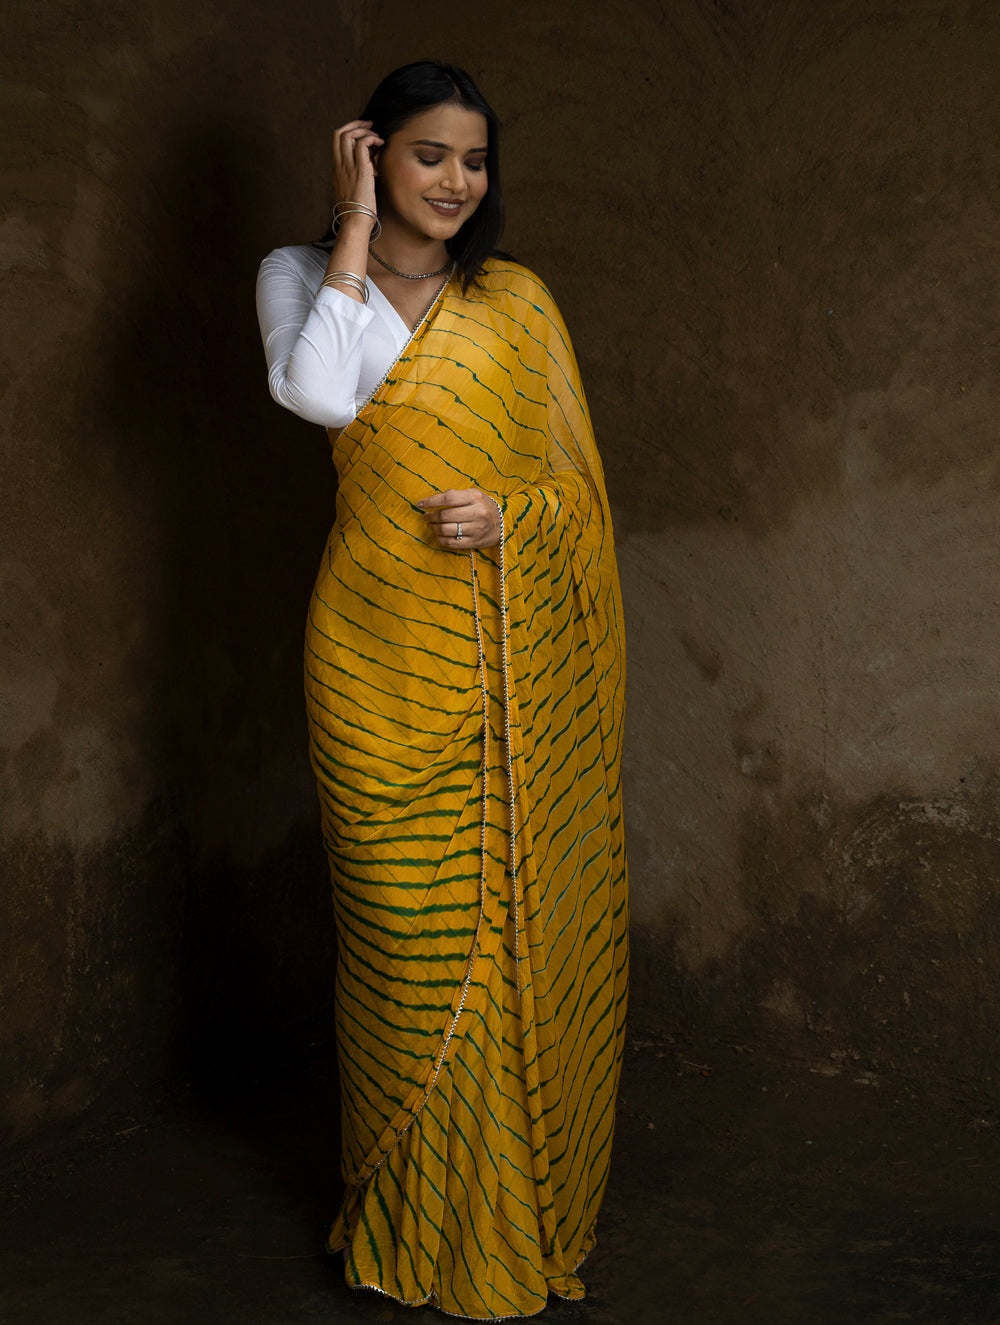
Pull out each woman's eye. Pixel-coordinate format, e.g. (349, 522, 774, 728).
(465, 162, 485, 173)
(417, 157, 442, 167)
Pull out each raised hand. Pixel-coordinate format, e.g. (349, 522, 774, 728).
(417, 489, 502, 550)
(331, 119, 383, 216)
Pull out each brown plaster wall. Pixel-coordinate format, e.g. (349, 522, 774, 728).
(1, 0, 369, 1142)
(605, 1, 1000, 1080)
(3, 0, 1000, 1146)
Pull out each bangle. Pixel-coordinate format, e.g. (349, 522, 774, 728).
(320, 270, 369, 304)
(332, 200, 381, 241)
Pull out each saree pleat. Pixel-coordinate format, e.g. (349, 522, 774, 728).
(306, 261, 627, 1319)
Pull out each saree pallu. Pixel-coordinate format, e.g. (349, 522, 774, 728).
(304, 260, 627, 1319)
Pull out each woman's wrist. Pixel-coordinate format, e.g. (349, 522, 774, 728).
(332, 200, 380, 239)
(334, 212, 377, 238)
(320, 270, 369, 303)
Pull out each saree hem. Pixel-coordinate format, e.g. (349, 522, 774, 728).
(343, 1282, 553, 1322)
(340, 1274, 588, 1321)
(330, 1223, 597, 1319)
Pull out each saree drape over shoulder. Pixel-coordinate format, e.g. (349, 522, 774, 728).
(304, 260, 627, 1320)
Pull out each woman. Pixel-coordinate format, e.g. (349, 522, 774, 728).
(256, 61, 627, 1319)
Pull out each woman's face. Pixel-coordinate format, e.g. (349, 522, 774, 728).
(375, 102, 489, 243)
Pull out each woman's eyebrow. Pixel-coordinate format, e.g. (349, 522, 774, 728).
(409, 137, 488, 153)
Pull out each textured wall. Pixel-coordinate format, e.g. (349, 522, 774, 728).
(1, 0, 370, 1142)
(4, 0, 1000, 1146)
(603, 1, 1000, 1080)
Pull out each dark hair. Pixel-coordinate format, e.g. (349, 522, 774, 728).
(319, 61, 505, 291)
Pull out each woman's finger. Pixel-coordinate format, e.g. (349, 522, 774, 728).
(417, 489, 481, 518)
(334, 119, 374, 139)
(332, 121, 369, 157)
(424, 503, 478, 528)
(349, 130, 382, 153)
(430, 518, 476, 539)
(332, 122, 382, 180)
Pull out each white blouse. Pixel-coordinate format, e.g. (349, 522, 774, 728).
(255, 244, 411, 430)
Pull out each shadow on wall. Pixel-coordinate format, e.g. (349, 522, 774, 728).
(92, 118, 342, 1104)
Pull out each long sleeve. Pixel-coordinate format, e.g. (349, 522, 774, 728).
(256, 246, 379, 429)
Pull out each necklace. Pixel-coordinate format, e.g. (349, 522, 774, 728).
(368, 247, 453, 280)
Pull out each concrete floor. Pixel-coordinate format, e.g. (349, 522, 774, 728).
(3, 1033, 1000, 1325)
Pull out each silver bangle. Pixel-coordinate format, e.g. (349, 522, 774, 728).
(332, 200, 381, 241)
(320, 270, 369, 304)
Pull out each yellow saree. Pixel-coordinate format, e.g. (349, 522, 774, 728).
(304, 259, 627, 1319)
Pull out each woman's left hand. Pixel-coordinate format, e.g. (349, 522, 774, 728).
(417, 489, 501, 550)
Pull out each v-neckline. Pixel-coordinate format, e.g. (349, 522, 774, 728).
(354, 273, 453, 417)
(367, 277, 422, 339)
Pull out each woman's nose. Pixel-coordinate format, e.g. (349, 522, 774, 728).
(439, 158, 464, 193)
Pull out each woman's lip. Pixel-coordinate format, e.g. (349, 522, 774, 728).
(427, 198, 463, 212)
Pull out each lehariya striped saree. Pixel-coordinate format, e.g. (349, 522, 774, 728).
(304, 258, 627, 1320)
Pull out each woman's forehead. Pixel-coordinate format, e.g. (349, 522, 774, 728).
(396, 103, 488, 150)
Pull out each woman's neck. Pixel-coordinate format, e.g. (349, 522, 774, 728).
(369, 217, 449, 278)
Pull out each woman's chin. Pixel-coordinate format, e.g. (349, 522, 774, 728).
(418, 214, 465, 241)
(382, 214, 460, 247)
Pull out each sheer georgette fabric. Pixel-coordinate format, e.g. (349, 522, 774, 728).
(304, 260, 627, 1319)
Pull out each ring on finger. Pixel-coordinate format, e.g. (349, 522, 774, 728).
(456, 522, 463, 542)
